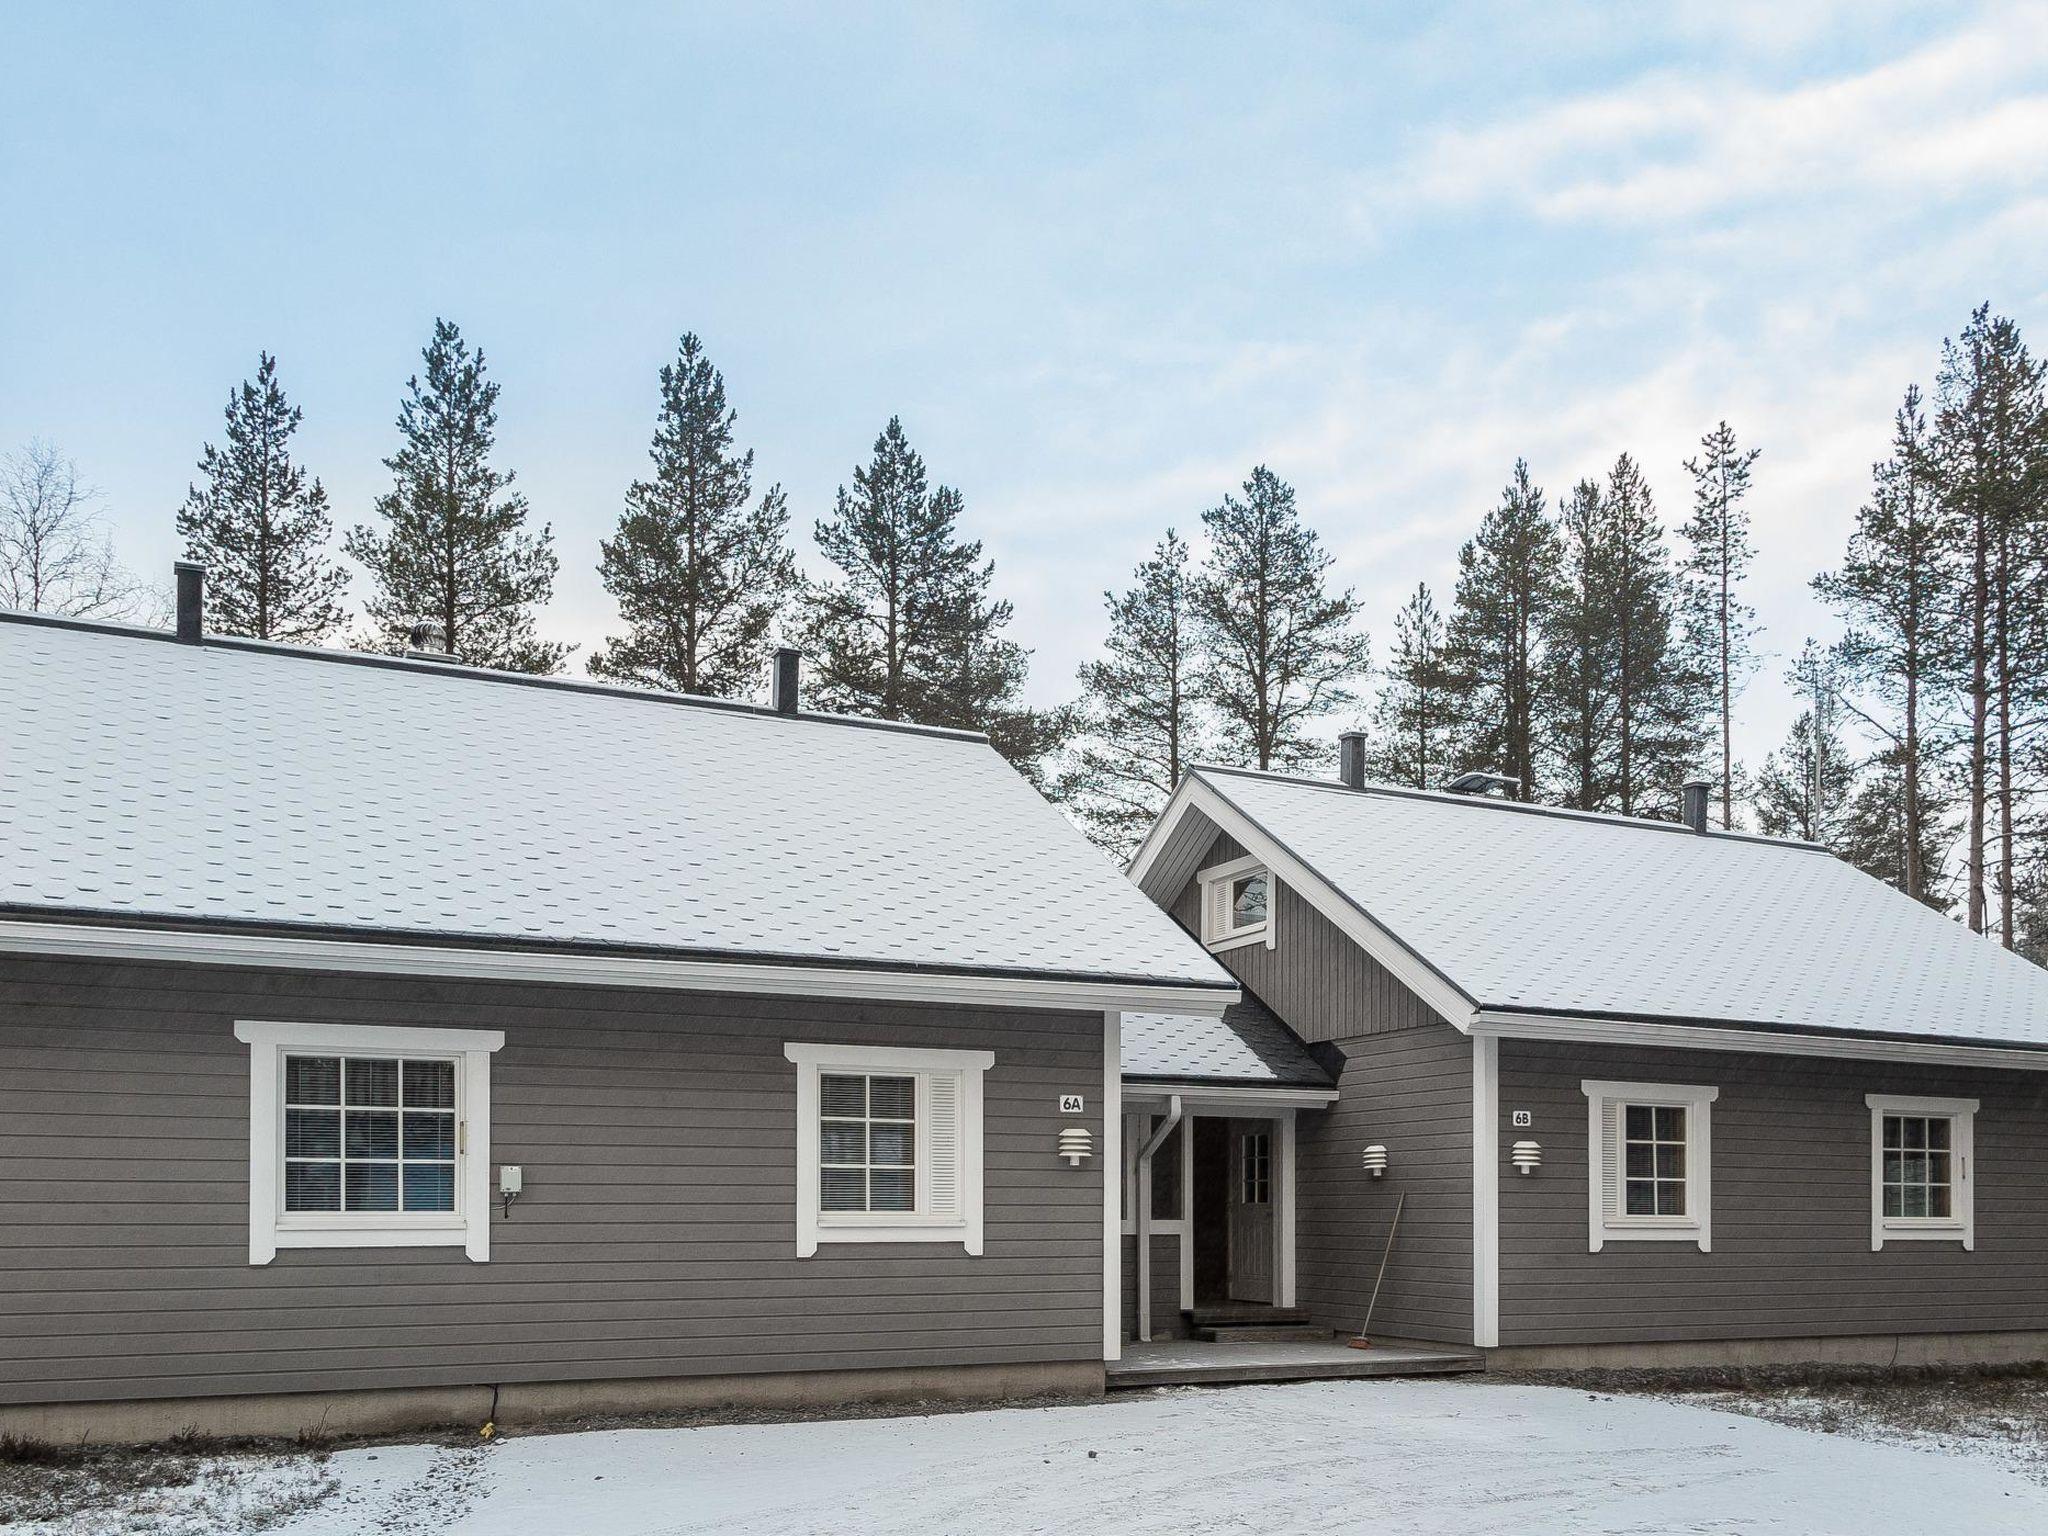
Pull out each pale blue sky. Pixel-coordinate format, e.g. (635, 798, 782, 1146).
(5, 2, 2045, 771)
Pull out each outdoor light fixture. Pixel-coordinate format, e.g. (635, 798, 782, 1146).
(1510, 1140, 1543, 1174)
(1057, 1126, 1093, 1167)
(1361, 1144, 1389, 1177)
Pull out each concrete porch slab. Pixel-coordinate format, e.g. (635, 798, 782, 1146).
(1106, 1337, 1482, 1390)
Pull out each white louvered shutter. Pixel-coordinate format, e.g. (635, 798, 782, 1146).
(1204, 878, 1229, 941)
(1599, 1097, 1623, 1223)
(926, 1072, 962, 1219)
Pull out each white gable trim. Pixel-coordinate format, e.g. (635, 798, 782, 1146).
(1130, 776, 1478, 1029)
(1475, 1010, 2048, 1072)
(0, 919, 1236, 1018)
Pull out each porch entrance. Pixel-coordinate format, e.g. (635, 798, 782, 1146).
(1191, 1118, 1277, 1306)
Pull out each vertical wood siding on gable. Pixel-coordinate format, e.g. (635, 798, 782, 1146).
(1498, 1038, 2048, 1346)
(1167, 832, 1440, 1042)
(0, 956, 1105, 1407)
(1295, 1024, 1474, 1345)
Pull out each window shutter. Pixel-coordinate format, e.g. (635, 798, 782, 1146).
(1204, 878, 1226, 941)
(1599, 1097, 1622, 1223)
(927, 1072, 962, 1218)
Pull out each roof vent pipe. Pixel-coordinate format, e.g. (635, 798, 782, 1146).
(772, 647, 801, 715)
(404, 622, 459, 662)
(1338, 730, 1368, 789)
(1682, 779, 1711, 834)
(173, 561, 205, 643)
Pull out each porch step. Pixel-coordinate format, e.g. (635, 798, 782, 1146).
(1186, 1305, 1313, 1329)
(1193, 1324, 1334, 1343)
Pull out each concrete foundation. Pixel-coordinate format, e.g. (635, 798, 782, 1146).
(0, 1360, 1104, 1447)
(1486, 1329, 2048, 1372)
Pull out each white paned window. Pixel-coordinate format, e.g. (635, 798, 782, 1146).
(1867, 1094, 1976, 1250)
(234, 1020, 504, 1265)
(1198, 854, 1276, 952)
(1581, 1080, 1718, 1252)
(784, 1042, 993, 1257)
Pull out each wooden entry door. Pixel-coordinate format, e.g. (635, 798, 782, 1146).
(1227, 1120, 1276, 1303)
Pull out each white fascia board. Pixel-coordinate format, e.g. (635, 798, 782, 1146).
(1121, 1084, 1338, 1109)
(1133, 777, 1477, 1029)
(0, 920, 1236, 1018)
(1475, 1009, 2048, 1072)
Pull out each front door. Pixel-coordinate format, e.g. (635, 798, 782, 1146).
(1227, 1120, 1276, 1303)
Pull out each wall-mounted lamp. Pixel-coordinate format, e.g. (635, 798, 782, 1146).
(1057, 1127, 1094, 1167)
(1510, 1140, 1542, 1175)
(1361, 1144, 1389, 1178)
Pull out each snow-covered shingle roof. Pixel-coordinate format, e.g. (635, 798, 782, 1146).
(0, 614, 1232, 994)
(1183, 765, 2048, 1048)
(1122, 994, 1333, 1086)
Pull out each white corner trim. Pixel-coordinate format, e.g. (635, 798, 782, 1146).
(784, 1041, 991, 1259)
(1104, 1011, 1124, 1363)
(1472, 1035, 1499, 1348)
(1277, 1108, 1298, 1310)
(233, 1019, 504, 1267)
(1141, 778, 1477, 1028)
(1580, 1080, 1718, 1254)
(1475, 1009, 2048, 1073)
(1865, 1094, 1977, 1252)
(2, 919, 1236, 1019)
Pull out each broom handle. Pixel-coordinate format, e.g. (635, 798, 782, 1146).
(1357, 1192, 1406, 1340)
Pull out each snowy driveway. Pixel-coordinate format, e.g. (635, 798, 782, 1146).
(280, 1379, 2048, 1535)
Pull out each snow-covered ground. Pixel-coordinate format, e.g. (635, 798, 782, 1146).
(26, 1379, 2048, 1535)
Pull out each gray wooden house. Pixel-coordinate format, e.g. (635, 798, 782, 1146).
(1124, 742, 2048, 1366)
(0, 587, 1238, 1441)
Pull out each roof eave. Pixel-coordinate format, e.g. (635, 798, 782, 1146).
(1472, 1007, 2048, 1073)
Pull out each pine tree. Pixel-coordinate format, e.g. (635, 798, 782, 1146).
(799, 419, 1059, 777)
(1753, 643, 1854, 847)
(1541, 477, 1619, 811)
(1840, 746, 1951, 910)
(1813, 386, 1952, 905)
(1366, 582, 1453, 790)
(1193, 466, 1370, 772)
(345, 319, 568, 673)
(590, 334, 795, 696)
(1603, 453, 1702, 816)
(176, 354, 348, 644)
(1679, 421, 1761, 828)
(1059, 530, 1208, 853)
(1931, 306, 2047, 943)
(1443, 460, 1560, 801)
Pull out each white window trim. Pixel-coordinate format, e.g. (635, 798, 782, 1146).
(1197, 853, 1277, 954)
(233, 1020, 504, 1266)
(1581, 1079, 1718, 1253)
(1867, 1093, 1977, 1251)
(784, 1042, 991, 1257)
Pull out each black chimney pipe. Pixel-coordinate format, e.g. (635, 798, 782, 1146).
(1338, 731, 1367, 789)
(174, 562, 205, 643)
(772, 648, 801, 715)
(1682, 779, 1711, 834)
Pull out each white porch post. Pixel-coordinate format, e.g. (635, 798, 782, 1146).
(1103, 1011, 1122, 1363)
(1472, 1034, 1500, 1348)
(1179, 1110, 1196, 1312)
(1135, 1095, 1183, 1342)
(1277, 1109, 1298, 1309)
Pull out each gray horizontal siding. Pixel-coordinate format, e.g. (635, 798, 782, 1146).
(0, 955, 1105, 1406)
(1169, 833, 1440, 1042)
(1498, 1038, 2048, 1346)
(1297, 1024, 1473, 1344)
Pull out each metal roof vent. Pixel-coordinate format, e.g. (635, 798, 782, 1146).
(403, 622, 459, 663)
(1444, 771, 1519, 797)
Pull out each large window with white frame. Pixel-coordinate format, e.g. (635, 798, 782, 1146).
(1581, 1079, 1718, 1252)
(1867, 1094, 1976, 1251)
(784, 1042, 992, 1257)
(1197, 854, 1276, 952)
(234, 1020, 504, 1266)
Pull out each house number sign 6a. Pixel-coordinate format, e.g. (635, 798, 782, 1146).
(1060, 1094, 1086, 1114)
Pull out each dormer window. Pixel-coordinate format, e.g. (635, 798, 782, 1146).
(1198, 854, 1276, 952)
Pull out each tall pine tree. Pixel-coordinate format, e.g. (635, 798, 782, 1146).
(1444, 460, 1560, 801)
(1813, 386, 1952, 906)
(798, 419, 1059, 777)
(1193, 466, 1370, 772)
(176, 354, 348, 644)
(1679, 421, 1761, 828)
(1541, 476, 1619, 811)
(1753, 641, 1853, 847)
(1059, 530, 1208, 853)
(1602, 452, 1702, 816)
(590, 334, 795, 697)
(1366, 581, 1453, 790)
(346, 319, 568, 673)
